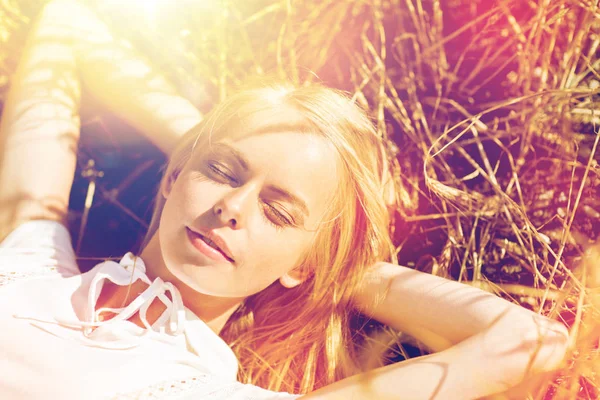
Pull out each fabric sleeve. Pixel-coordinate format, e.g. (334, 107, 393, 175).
(0, 220, 80, 287)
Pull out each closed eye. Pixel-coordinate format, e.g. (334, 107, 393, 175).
(207, 162, 237, 184)
(263, 202, 294, 227)
(206, 161, 296, 229)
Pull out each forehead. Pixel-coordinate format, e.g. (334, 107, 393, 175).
(209, 131, 340, 224)
(216, 102, 313, 141)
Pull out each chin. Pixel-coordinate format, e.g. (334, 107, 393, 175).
(163, 258, 244, 298)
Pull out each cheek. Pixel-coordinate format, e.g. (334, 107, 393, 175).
(248, 231, 311, 273)
(161, 195, 186, 236)
(164, 176, 213, 220)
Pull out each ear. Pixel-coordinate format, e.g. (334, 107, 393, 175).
(279, 268, 308, 289)
(160, 171, 179, 199)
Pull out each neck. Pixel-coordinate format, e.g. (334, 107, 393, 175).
(138, 232, 243, 334)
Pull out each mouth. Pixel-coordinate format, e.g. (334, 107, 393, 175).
(185, 227, 235, 263)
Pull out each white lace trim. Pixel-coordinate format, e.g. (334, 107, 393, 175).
(112, 374, 302, 400)
(0, 255, 61, 287)
(112, 374, 215, 399)
(0, 220, 78, 287)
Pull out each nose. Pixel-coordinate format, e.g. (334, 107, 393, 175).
(212, 183, 256, 229)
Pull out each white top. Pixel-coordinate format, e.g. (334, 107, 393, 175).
(0, 220, 300, 400)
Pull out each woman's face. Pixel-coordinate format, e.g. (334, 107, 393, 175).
(158, 128, 340, 297)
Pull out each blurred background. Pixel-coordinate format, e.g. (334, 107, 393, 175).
(1, 0, 599, 398)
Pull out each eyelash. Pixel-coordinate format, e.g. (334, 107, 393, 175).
(206, 162, 293, 229)
(262, 203, 291, 231)
(208, 163, 237, 184)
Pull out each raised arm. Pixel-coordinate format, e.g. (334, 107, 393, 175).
(66, 0, 203, 153)
(0, 0, 81, 239)
(0, 0, 202, 241)
(302, 262, 569, 399)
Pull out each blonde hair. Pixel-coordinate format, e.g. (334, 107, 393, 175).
(143, 83, 396, 393)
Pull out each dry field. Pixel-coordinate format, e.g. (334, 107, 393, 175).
(1, 0, 599, 398)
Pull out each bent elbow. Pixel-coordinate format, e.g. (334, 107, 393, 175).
(518, 318, 570, 376)
(481, 318, 570, 394)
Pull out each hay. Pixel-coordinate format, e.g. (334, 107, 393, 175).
(1, 0, 599, 397)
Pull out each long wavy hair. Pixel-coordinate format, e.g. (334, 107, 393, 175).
(143, 82, 397, 393)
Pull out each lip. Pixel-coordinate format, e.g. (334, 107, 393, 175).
(185, 227, 235, 263)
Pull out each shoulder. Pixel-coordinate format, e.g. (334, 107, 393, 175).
(0, 220, 80, 288)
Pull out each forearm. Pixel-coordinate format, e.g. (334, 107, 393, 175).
(303, 316, 568, 400)
(0, 0, 81, 240)
(63, 0, 203, 154)
(0, 0, 204, 241)
(355, 262, 567, 347)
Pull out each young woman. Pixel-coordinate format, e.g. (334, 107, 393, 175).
(0, 1, 569, 399)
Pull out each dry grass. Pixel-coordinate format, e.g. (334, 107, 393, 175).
(1, 0, 599, 398)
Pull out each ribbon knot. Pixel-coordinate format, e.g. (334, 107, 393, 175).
(14, 252, 187, 349)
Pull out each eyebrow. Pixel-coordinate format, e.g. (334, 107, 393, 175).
(267, 185, 310, 218)
(211, 142, 250, 171)
(210, 142, 310, 218)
